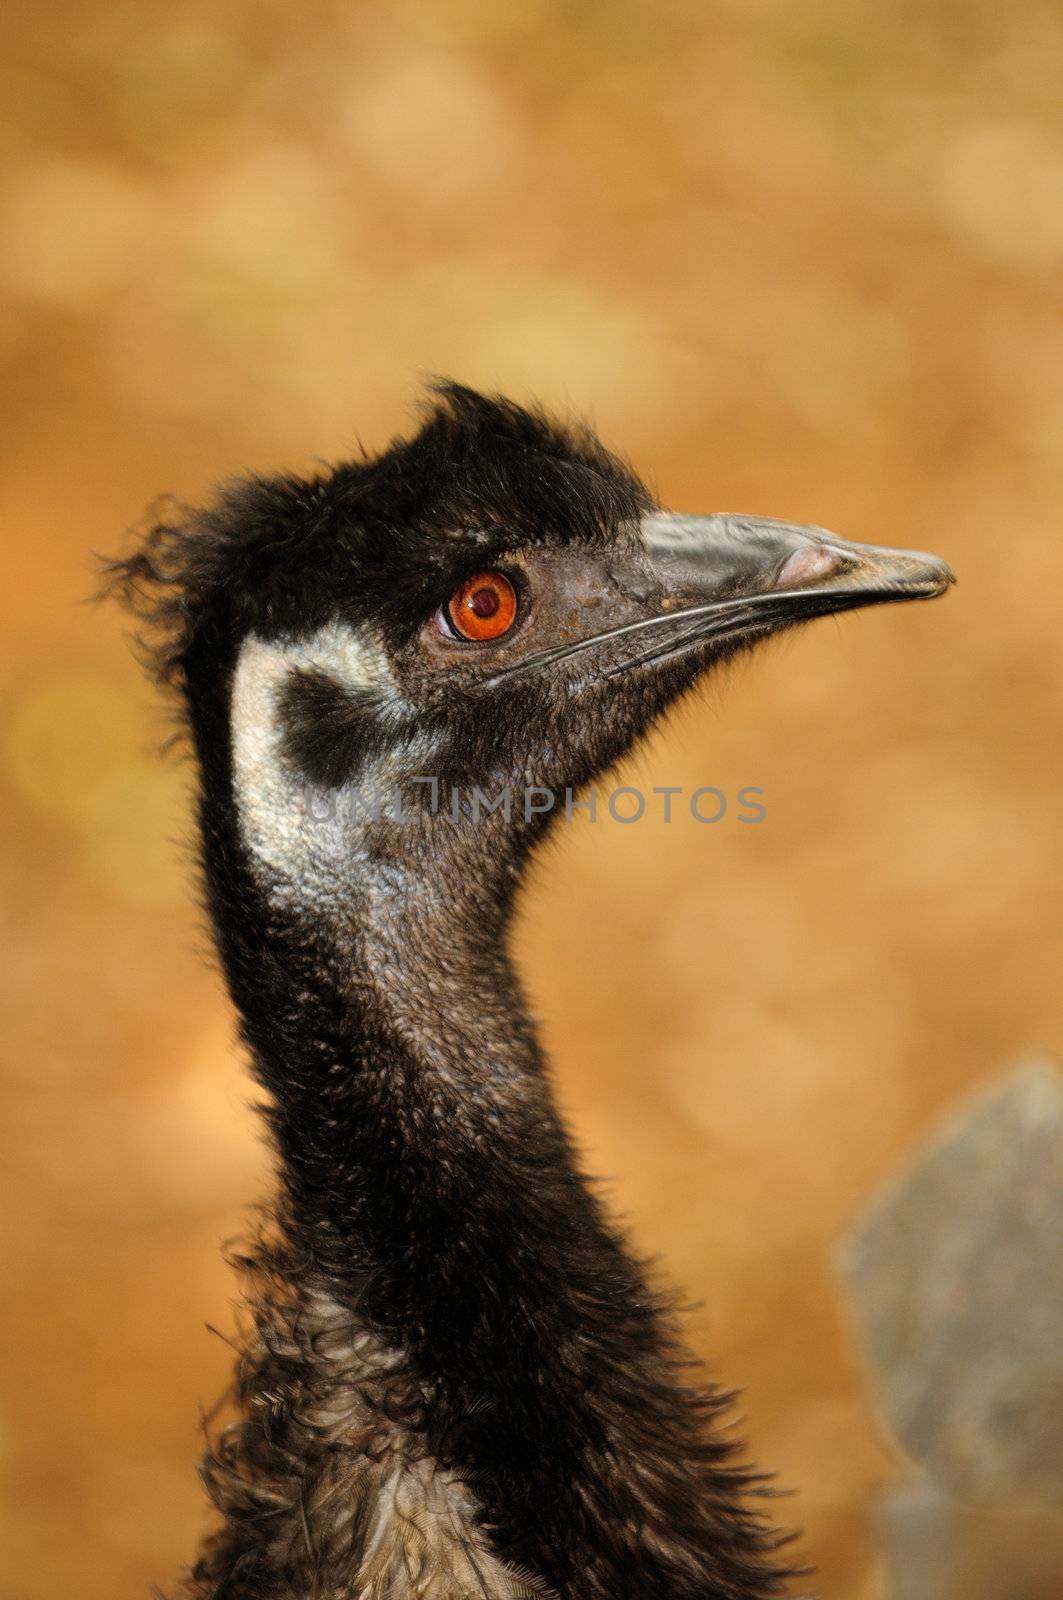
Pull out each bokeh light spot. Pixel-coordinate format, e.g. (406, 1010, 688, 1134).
(935, 120, 1063, 266)
(83, 760, 190, 909)
(341, 53, 523, 206)
(0, 160, 155, 309)
(4, 671, 189, 907)
(5, 672, 141, 824)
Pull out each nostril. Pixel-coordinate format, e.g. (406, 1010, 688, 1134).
(774, 544, 844, 590)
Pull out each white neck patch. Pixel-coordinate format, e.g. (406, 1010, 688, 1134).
(229, 621, 420, 905)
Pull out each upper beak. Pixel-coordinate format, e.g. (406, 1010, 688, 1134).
(641, 512, 955, 618)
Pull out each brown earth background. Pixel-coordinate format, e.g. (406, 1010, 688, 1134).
(1, 1, 1061, 1595)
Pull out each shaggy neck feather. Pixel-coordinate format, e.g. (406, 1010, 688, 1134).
(183, 631, 785, 1599)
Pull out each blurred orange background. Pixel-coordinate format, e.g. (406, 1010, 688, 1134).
(2, 2, 1061, 1596)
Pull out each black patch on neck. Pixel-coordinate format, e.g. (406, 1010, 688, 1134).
(278, 669, 392, 790)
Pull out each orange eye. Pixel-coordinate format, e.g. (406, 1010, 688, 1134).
(446, 571, 519, 642)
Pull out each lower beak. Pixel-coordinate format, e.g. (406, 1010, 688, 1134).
(641, 512, 955, 620)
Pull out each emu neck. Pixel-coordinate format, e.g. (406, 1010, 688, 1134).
(185, 631, 781, 1599)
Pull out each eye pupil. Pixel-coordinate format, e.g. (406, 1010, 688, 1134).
(445, 571, 519, 642)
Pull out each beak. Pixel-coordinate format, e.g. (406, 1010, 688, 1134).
(484, 513, 953, 689)
(641, 512, 954, 618)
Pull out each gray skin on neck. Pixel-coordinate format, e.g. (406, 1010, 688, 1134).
(232, 616, 548, 1105)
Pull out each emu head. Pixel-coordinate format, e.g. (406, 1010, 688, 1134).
(112, 384, 952, 926)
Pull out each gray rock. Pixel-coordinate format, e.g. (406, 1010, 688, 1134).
(875, 1479, 1063, 1600)
(874, 1477, 956, 1600)
(839, 1059, 1063, 1503)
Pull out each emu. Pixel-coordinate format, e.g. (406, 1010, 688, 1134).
(109, 384, 952, 1600)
